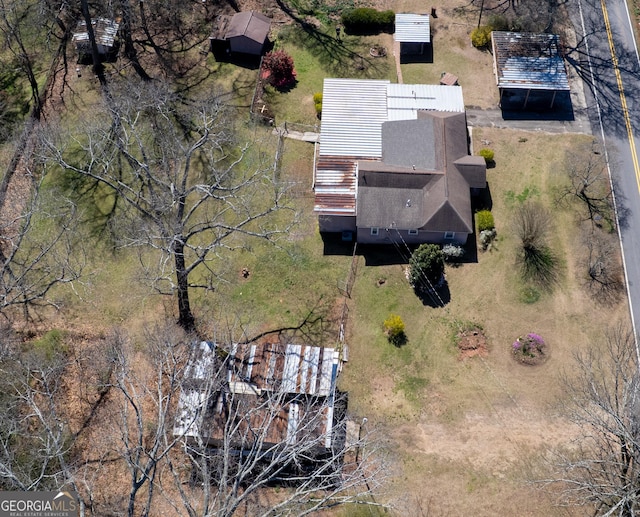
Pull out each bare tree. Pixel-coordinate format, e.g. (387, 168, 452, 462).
(581, 229, 624, 304)
(102, 324, 190, 517)
(0, 173, 85, 322)
(0, 331, 89, 515)
(550, 325, 640, 516)
(557, 140, 615, 230)
(167, 340, 387, 517)
(42, 79, 295, 332)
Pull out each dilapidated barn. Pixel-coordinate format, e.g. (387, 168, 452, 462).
(72, 18, 120, 62)
(173, 341, 341, 453)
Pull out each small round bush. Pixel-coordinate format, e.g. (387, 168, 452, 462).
(442, 244, 465, 261)
(471, 26, 493, 48)
(476, 209, 495, 232)
(262, 50, 297, 89)
(478, 148, 495, 164)
(512, 333, 548, 365)
(384, 314, 407, 347)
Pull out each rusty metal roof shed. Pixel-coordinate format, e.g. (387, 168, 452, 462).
(491, 31, 569, 91)
(394, 13, 431, 43)
(72, 18, 120, 48)
(173, 342, 340, 449)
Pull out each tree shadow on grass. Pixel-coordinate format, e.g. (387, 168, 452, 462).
(274, 0, 390, 78)
(414, 281, 451, 308)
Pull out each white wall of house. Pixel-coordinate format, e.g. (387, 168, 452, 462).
(356, 227, 468, 245)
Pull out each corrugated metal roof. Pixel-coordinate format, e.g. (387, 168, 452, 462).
(394, 14, 431, 43)
(315, 79, 465, 214)
(319, 78, 389, 158)
(173, 342, 340, 447)
(492, 31, 569, 90)
(387, 84, 464, 119)
(72, 18, 120, 48)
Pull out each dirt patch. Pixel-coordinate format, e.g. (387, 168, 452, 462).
(457, 327, 489, 360)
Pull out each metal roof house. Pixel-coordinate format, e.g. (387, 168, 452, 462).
(491, 31, 570, 110)
(314, 78, 485, 245)
(394, 13, 431, 55)
(72, 18, 120, 59)
(210, 11, 271, 56)
(173, 341, 341, 454)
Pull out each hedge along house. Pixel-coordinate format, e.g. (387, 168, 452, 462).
(394, 13, 431, 56)
(173, 341, 342, 457)
(72, 18, 120, 63)
(491, 31, 570, 111)
(314, 78, 486, 245)
(210, 11, 271, 57)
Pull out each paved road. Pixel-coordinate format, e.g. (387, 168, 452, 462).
(468, 0, 640, 340)
(569, 0, 640, 339)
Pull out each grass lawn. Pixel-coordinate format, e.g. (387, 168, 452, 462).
(338, 128, 627, 515)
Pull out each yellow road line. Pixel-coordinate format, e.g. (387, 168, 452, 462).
(601, 0, 640, 191)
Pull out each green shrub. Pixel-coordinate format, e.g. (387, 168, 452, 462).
(471, 25, 492, 48)
(476, 209, 495, 232)
(342, 8, 395, 34)
(32, 329, 69, 360)
(478, 148, 495, 164)
(313, 92, 322, 116)
(383, 314, 407, 347)
(409, 244, 445, 292)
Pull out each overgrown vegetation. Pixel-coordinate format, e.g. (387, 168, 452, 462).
(513, 201, 558, 287)
(471, 26, 492, 49)
(342, 8, 395, 34)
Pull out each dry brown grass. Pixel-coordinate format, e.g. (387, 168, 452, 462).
(338, 127, 628, 516)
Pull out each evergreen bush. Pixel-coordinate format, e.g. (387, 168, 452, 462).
(479, 148, 495, 164)
(476, 209, 495, 232)
(471, 26, 492, 48)
(342, 8, 395, 34)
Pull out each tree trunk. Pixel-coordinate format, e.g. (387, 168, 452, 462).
(80, 0, 105, 80)
(173, 240, 195, 332)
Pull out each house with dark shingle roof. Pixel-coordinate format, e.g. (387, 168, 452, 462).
(356, 111, 486, 245)
(314, 78, 486, 245)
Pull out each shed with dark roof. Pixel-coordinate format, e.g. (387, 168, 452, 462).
(491, 31, 570, 110)
(211, 11, 271, 56)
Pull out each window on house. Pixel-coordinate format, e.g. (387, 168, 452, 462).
(371, 227, 379, 236)
(408, 229, 419, 235)
(444, 231, 455, 240)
